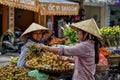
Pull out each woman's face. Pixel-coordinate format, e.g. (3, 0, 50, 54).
(32, 30, 43, 41)
(77, 30, 83, 41)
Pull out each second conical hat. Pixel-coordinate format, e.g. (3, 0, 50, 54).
(70, 18, 103, 40)
(20, 23, 52, 40)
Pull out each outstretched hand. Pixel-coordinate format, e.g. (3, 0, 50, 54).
(35, 43, 44, 51)
(59, 56, 69, 61)
(36, 43, 59, 54)
(59, 56, 74, 63)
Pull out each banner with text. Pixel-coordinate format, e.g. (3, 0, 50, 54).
(39, 2, 80, 15)
(0, 0, 39, 12)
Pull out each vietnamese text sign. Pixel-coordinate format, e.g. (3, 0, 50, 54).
(40, 3, 80, 15)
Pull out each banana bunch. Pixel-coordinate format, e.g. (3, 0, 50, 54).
(100, 26, 120, 38)
(10, 56, 19, 63)
(112, 26, 120, 38)
(100, 26, 120, 46)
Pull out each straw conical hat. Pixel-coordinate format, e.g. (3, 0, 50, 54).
(70, 18, 103, 40)
(20, 23, 52, 40)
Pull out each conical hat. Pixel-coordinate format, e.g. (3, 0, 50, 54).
(20, 23, 52, 40)
(70, 18, 103, 40)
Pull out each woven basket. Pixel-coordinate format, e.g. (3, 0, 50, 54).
(25, 61, 74, 74)
(106, 55, 120, 67)
(96, 64, 108, 73)
(37, 67, 73, 74)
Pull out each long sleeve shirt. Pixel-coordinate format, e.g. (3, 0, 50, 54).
(58, 40, 95, 80)
(17, 39, 44, 67)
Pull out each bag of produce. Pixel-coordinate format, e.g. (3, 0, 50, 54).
(28, 69, 49, 80)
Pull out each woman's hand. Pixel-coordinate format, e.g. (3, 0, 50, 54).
(36, 43, 59, 54)
(59, 56, 74, 63)
(61, 56, 74, 63)
(35, 43, 44, 51)
(59, 56, 69, 61)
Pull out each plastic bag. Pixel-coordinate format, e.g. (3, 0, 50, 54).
(28, 69, 49, 80)
(99, 53, 108, 66)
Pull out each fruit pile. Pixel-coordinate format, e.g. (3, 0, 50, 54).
(25, 43, 44, 60)
(0, 65, 35, 80)
(25, 43, 74, 73)
(26, 52, 73, 71)
(100, 26, 120, 38)
(100, 26, 120, 46)
(26, 58, 40, 67)
(99, 48, 111, 57)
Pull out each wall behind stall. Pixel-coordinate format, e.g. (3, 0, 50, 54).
(84, 6, 101, 27)
(15, 9, 34, 31)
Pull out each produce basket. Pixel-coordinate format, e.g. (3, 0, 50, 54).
(106, 54, 120, 67)
(38, 66, 74, 74)
(96, 64, 108, 73)
(25, 61, 74, 74)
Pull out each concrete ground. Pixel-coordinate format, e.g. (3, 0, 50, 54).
(0, 52, 19, 67)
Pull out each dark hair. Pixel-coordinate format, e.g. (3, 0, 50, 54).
(94, 37, 102, 64)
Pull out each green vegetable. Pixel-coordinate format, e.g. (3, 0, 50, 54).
(63, 27, 78, 44)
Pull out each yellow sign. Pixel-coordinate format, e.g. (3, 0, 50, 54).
(0, 0, 39, 12)
(39, 2, 80, 15)
(5, 0, 35, 6)
(0, 0, 2, 2)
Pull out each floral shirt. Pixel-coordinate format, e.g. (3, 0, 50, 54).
(58, 40, 95, 80)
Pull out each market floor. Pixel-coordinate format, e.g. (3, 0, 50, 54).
(0, 52, 19, 67)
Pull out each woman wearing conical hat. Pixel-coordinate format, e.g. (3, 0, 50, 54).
(17, 23, 52, 67)
(35, 18, 103, 80)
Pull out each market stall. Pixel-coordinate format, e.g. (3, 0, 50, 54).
(38, 0, 80, 30)
(95, 26, 120, 80)
(0, 0, 39, 12)
(25, 43, 74, 78)
(0, 0, 39, 36)
(1, 42, 74, 80)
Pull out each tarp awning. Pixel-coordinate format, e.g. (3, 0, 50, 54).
(0, 0, 39, 12)
(39, 0, 80, 15)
